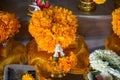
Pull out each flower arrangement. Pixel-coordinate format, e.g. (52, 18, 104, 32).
(112, 8, 120, 37)
(49, 52, 77, 73)
(89, 49, 120, 78)
(28, 43, 77, 74)
(59, 52, 77, 73)
(29, 6, 77, 53)
(27, 5, 90, 79)
(93, 0, 106, 4)
(0, 11, 20, 43)
(22, 73, 35, 80)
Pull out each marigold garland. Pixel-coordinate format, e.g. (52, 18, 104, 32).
(22, 73, 35, 80)
(93, 0, 106, 4)
(0, 11, 20, 43)
(29, 6, 77, 53)
(49, 52, 77, 73)
(112, 8, 120, 37)
(58, 52, 77, 73)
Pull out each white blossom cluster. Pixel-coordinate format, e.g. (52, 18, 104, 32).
(89, 49, 120, 78)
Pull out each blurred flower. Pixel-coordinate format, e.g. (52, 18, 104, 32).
(22, 73, 35, 80)
(59, 52, 77, 73)
(0, 11, 20, 43)
(36, 0, 50, 9)
(89, 49, 120, 78)
(29, 6, 77, 53)
(49, 52, 77, 73)
(112, 8, 120, 37)
(93, 0, 106, 4)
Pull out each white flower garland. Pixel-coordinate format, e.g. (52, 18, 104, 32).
(89, 49, 120, 78)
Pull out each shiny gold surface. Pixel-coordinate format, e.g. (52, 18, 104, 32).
(78, 0, 96, 12)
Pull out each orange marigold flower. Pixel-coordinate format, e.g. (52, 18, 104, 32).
(0, 11, 20, 43)
(58, 52, 77, 73)
(112, 8, 120, 37)
(29, 6, 77, 53)
(22, 73, 35, 80)
(93, 0, 106, 4)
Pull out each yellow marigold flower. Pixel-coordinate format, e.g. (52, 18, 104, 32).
(59, 52, 77, 73)
(112, 8, 120, 37)
(0, 11, 20, 43)
(93, 0, 106, 4)
(22, 73, 35, 80)
(29, 6, 77, 53)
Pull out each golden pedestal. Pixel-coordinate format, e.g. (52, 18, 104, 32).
(78, 0, 96, 12)
(27, 35, 90, 80)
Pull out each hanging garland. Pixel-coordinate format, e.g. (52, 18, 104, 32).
(89, 49, 120, 78)
(29, 6, 77, 53)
